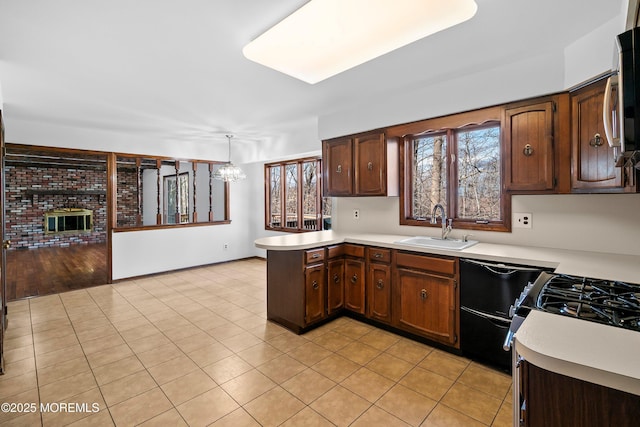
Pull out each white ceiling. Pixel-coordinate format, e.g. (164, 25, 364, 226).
(0, 0, 624, 147)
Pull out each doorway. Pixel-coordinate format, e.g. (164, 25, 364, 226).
(3, 145, 109, 300)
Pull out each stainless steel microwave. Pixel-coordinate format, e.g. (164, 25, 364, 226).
(604, 28, 640, 166)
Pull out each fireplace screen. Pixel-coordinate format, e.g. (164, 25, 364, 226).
(44, 208, 93, 234)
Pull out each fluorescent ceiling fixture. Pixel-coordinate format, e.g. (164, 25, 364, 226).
(243, 0, 478, 84)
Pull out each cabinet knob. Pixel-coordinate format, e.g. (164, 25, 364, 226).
(337, 164, 342, 173)
(374, 252, 382, 258)
(351, 274, 358, 284)
(333, 274, 340, 284)
(420, 289, 428, 300)
(367, 161, 373, 171)
(312, 253, 320, 259)
(312, 281, 319, 290)
(589, 133, 603, 147)
(376, 280, 384, 290)
(523, 144, 534, 156)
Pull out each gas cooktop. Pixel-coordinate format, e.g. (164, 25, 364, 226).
(536, 274, 640, 332)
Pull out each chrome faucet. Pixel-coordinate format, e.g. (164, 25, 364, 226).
(430, 204, 452, 240)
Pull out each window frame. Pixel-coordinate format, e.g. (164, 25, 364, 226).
(264, 156, 326, 233)
(113, 154, 231, 231)
(396, 106, 511, 232)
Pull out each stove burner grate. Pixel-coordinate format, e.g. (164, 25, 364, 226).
(537, 274, 640, 332)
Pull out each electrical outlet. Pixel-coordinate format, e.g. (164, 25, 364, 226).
(513, 213, 532, 229)
(353, 209, 360, 220)
(223, 243, 229, 250)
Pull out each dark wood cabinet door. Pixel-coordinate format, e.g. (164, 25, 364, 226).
(571, 81, 622, 191)
(354, 132, 386, 196)
(520, 360, 640, 427)
(344, 258, 365, 314)
(394, 268, 456, 345)
(304, 264, 326, 324)
(504, 101, 555, 191)
(367, 262, 391, 323)
(327, 258, 344, 314)
(323, 137, 353, 196)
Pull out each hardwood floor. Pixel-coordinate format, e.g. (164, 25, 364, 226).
(5, 243, 108, 300)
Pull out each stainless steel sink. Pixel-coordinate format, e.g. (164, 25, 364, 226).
(395, 236, 478, 251)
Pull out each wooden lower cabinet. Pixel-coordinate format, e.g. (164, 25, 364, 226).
(393, 252, 459, 347)
(366, 247, 392, 323)
(266, 249, 327, 333)
(267, 246, 460, 351)
(304, 263, 326, 324)
(518, 359, 640, 427)
(327, 257, 345, 314)
(344, 258, 365, 314)
(367, 262, 391, 323)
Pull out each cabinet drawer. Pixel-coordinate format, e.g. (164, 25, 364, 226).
(344, 244, 365, 258)
(395, 252, 455, 276)
(305, 248, 325, 264)
(327, 244, 344, 259)
(367, 247, 391, 263)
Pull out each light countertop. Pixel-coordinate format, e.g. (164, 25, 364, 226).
(255, 231, 640, 284)
(255, 230, 640, 394)
(515, 310, 640, 395)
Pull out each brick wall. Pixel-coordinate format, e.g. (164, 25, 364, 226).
(5, 165, 108, 249)
(116, 166, 141, 228)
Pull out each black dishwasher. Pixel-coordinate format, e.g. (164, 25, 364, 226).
(460, 259, 547, 370)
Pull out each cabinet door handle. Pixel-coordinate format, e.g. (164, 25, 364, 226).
(589, 133, 603, 147)
(312, 253, 320, 259)
(523, 144, 534, 156)
(420, 289, 428, 300)
(312, 281, 319, 290)
(333, 274, 340, 284)
(350, 274, 358, 284)
(376, 280, 384, 290)
(374, 252, 382, 258)
(337, 164, 342, 173)
(367, 161, 373, 171)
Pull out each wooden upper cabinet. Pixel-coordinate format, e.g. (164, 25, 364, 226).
(323, 131, 396, 197)
(323, 137, 353, 196)
(354, 132, 386, 195)
(571, 80, 623, 191)
(504, 100, 555, 192)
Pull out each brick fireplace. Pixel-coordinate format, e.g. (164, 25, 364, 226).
(5, 163, 108, 250)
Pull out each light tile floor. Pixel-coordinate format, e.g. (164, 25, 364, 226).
(0, 258, 514, 426)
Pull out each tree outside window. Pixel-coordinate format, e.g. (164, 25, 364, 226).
(403, 121, 508, 231)
(265, 157, 330, 232)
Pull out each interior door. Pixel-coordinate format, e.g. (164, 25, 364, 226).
(0, 112, 6, 374)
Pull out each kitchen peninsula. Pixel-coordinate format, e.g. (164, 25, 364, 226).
(255, 230, 640, 398)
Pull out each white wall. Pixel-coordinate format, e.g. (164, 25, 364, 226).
(112, 161, 258, 279)
(331, 194, 640, 256)
(318, 50, 566, 140)
(5, 118, 229, 161)
(564, 16, 621, 87)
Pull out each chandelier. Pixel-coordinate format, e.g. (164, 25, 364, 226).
(213, 134, 246, 182)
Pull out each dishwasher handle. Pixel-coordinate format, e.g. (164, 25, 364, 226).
(462, 259, 543, 276)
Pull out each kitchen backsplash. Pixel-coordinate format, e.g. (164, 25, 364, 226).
(331, 194, 640, 256)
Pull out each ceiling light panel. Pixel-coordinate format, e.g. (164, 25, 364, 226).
(242, 0, 478, 84)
